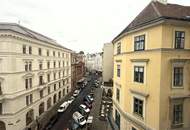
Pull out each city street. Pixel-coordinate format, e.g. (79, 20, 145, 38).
(50, 74, 97, 130)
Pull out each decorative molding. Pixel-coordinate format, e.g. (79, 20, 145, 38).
(115, 59, 122, 63)
(130, 59, 149, 63)
(170, 58, 190, 63)
(169, 94, 190, 100)
(130, 89, 149, 98)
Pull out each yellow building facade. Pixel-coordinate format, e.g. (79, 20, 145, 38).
(112, 1, 190, 130)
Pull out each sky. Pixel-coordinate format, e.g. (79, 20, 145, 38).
(0, 0, 189, 53)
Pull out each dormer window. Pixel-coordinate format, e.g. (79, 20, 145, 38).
(175, 31, 185, 49)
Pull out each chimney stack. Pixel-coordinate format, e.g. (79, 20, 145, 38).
(152, 0, 167, 4)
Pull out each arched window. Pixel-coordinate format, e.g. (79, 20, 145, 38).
(53, 94, 57, 104)
(0, 121, 5, 130)
(39, 102, 45, 115)
(47, 98, 52, 109)
(26, 109, 34, 126)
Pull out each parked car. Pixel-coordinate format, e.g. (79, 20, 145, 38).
(86, 95, 94, 102)
(57, 101, 70, 113)
(79, 104, 90, 113)
(73, 90, 80, 97)
(68, 96, 75, 104)
(72, 111, 86, 126)
(84, 101, 92, 109)
(44, 114, 58, 130)
(83, 96, 92, 104)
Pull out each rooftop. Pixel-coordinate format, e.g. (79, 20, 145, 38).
(113, 1, 190, 42)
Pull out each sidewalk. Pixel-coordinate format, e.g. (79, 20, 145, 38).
(83, 87, 110, 130)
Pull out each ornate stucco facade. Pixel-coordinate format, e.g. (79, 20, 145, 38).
(112, 1, 190, 130)
(0, 23, 72, 130)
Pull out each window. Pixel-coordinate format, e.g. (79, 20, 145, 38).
(39, 102, 44, 115)
(54, 73, 56, 80)
(63, 89, 65, 96)
(26, 94, 33, 106)
(0, 82, 2, 95)
(134, 66, 144, 83)
(134, 35, 145, 51)
(115, 109, 120, 129)
(175, 31, 185, 49)
(117, 65, 120, 77)
(47, 74, 50, 82)
(29, 46, 32, 54)
(25, 62, 28, 71)
(62, 53, 64, 58)
(48, 86, 51, 94)
(173, 67, 183, 87)
(132, 127, 137, 130)
(39, 62, 43, 70)
(23, 45, 26, 54)
(116, 88, 120, 102)
(29, 62, 32, 71)
(54, 61, 56, 68)
(47, 61, 50, 69)
(117, 43, 121, 54)
(38, 48, 42, 56)
(47, 50, 49, 56)
(0, 103, 2, 115)
(59, 61, 61, 68)
(173, 104, 183, 125)
(59, 82, 61, 88)
(58, 52, 60, 57)
(39, 76, 43, 85)
(29, 78, 32, 88)
(58, 91, 61, 100)
(59, 72, 61, 78)
(53, 51, 55, 57)
(25, 79, 28, 89)
(133, 98, 143, 117)
(63, 61, 65, 67)
(40, 90, 43, 98)
(54, 84, 56, 91)
(53, 94, 57, 104)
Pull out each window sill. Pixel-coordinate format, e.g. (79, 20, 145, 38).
(133, 113, 144, 121)
(171, 123, 184, 129)
(172, 86, 184, 89)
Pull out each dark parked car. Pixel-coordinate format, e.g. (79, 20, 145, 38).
(84, 101, 92, 109)
(43, 114, 58, 130)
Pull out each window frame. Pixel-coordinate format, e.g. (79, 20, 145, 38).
(134, 35, 145, 51)
(133, 97, 144, 118)
(116, 42, 121, 54)
(117, 65, 121, 77)
(173, 67, 183, 87)
(175, 31, 185, 49)
(134, 66, 144, 83)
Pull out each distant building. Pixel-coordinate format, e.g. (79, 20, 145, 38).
(102, 43, 113, 83)
(85, 53, 102, 73)
(0, 23, 72, 130)
(112, 0, 190, 130)
(71, 52, 85, 89)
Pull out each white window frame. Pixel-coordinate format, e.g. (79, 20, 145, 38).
(132, 32, 148, 51)
(172, 62, 185, 89)
(172, 28, 186, 49)
(132, 62, 147, 85)
(131, 94, 146, 120)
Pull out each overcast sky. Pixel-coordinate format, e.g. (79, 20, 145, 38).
(0, 0, 189, 53)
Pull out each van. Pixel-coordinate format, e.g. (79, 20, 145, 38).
(72, 111, 86, 126)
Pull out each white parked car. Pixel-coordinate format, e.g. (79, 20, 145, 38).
(72, 111, 86, 126)
(68, 96, 75, 104)
(79, 104, 90, 113)
(57, 101, 70, 113)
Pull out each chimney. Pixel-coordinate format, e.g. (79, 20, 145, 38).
(152, 0, 167, 4)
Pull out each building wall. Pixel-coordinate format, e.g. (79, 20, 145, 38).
(102, 43, 113, 83)
(112, 23, 190, 130)
(0, 32, 72, 130)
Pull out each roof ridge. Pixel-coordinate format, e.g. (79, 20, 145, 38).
(151, 2, 161, 17)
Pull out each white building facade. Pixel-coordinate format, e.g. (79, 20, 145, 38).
(102, 43, 113, 83)
(0, 23, 72, 130)
(85, 53, 102, 72)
